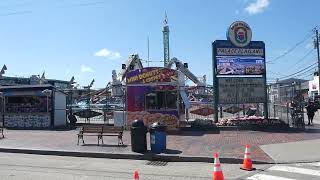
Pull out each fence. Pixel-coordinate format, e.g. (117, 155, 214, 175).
(186, 86, 214, 121)
(187, 101, 300, 126)
(67, 83, 304, 127)
(268, 103, 290, 124)
(67, 85, 126, 125)
(261, 103, 305, 127)
(187, 102, 214, 121)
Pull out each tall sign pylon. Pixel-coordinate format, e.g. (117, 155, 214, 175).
(163, 12, 170, 67)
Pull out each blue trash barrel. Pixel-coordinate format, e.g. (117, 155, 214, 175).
(149, 122, 166, 154)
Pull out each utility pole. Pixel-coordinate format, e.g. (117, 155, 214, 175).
(147, 37, 150, 67)
(314, 28, 320, 95)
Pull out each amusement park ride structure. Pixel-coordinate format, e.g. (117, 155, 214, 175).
(73, 13, 208, 108)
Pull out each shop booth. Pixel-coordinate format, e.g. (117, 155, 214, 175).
(0, 84, 66, 129)
(125, 67, 188, 129)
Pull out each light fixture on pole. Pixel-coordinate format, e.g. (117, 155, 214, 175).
(84, 79, 94, 124)
(42, 89, 52, 113)
(68, 76, 76, 114)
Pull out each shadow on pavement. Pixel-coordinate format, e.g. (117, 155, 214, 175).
(168, 130, 220, 136)
(81, 144, 128, 148)
(164, 149, 182, 154)
(249, 128, 320, 133)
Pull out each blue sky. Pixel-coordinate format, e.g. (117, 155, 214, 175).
(0, 0, 319, 88)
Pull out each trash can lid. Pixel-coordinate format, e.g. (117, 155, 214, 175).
(150, 122, 166, 131)
(131, 119, 145, 127)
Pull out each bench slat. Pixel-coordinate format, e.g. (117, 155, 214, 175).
(102, 126, 123, 133)
(77, 125, 124, 146)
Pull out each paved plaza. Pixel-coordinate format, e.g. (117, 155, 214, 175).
(0, 120, 320, 164)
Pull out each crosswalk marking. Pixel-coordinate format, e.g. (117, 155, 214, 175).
(269, 165, 320, 176)
(247, 174, 296, 180)
(296, 162, 320, 167)
(246, 162, 320, 180)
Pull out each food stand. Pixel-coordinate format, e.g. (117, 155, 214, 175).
(0, 84, 66, 129)
(126, 67, 183, 129)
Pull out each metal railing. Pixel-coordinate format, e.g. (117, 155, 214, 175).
(267, 103, 290, 124)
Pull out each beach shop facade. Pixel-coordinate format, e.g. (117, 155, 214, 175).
(0, 85, 66, 129)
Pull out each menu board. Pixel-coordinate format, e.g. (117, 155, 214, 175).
(218, 77, 266, 104)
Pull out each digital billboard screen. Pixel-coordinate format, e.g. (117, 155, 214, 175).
(216, 56, 264, 75)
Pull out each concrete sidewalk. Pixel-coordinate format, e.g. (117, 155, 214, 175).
(261, 139, 320, 163)
(1, 125, 320, 164)
(0, 129, 273, 164)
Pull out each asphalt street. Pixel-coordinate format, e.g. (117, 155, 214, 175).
(0, 152, 267, 180)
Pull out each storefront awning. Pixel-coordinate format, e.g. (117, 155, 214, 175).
(3, 90, 45, 97)
(180, 90, 191, 109)
(0, 84, 54, 97)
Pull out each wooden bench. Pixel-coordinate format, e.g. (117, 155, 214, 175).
(101, 126, 124, 145)
(77, 125, 123, 146)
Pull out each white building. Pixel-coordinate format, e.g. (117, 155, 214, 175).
(309, 75, 319, 98)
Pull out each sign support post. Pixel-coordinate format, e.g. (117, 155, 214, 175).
(263, 45, 269, 122)
(212, 43, 219, 123)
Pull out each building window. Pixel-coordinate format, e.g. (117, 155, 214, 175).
(145, 91, 177, 110)
(6, 96, 51, 113)
(166, 92, 177, 109)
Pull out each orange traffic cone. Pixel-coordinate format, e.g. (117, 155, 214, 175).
(133, 170, 139, 180)
(212, 152, 224, 180)
(240, 144, 255, 171)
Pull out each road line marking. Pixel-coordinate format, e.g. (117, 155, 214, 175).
(269, 166, 320, 176)
(247, 174, 296, 180)
(297, 162, 320, 167)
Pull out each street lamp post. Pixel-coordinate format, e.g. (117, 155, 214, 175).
(84, 79, 94, 124)
(42, 89, 52, 113)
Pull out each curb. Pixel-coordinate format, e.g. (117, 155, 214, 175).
(0, 147, 273, 164)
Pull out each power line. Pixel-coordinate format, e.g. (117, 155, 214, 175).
(0, 1, 107, 17)
(286, 64, 316, 79)
(266, 32, 313, 64)
(267, 70, 286, 76)
(0, 10, 31, 17)
(286, 48, 314, 71)
(57, 1, 107, 8)
(278, 62, 317, 79)
(299, 72, 314, 79)
(0, 2, 32, 9)
(291, 68, 315, 78)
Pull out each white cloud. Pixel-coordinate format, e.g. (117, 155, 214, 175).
(81, 65, 94, 73)
(245, 0, 270, 15)
(94, 48, 121, 59)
